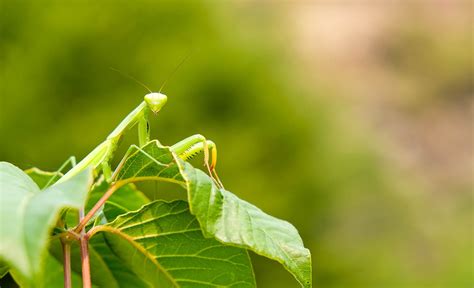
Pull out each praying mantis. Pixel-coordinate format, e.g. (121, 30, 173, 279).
(46, 81, 224, 288)
(57, 90, 223, 187)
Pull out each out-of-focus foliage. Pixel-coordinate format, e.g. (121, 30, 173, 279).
(0, 1, 471, 287)
(0, 163, 92, 286)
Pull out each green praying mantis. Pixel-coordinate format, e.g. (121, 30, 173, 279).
(56, 89, 223, 188)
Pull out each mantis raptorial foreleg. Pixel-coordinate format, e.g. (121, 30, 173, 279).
(172, 134, 215, 170)
(171, 134, 224, 188)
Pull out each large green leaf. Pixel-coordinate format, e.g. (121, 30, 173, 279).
(89, 234, 150, 288)
(90, 200, 256, 287)
(25, 167, 80, 229)
(182, 164, 312, 287)
(2, 168, 62, 282)
(116, 142, 185, 185)
(115, 141, 312, 287)
(0, 161, 93, 284)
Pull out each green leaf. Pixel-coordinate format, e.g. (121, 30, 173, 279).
(0, 161, 93, 284)
(182, 163, 312, 287)
(0, 260, 8, 278)
(115, 141, 312, 287)
(90, 200, 256, 287)
(89, 234, 150, 288)
(116, 143, 185, 185)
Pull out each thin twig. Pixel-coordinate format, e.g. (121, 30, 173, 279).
(79, 208, 92, 288)
(74, 183, 121, 234)
(80, 233, 91, 288)
(61, 239, 72, 288)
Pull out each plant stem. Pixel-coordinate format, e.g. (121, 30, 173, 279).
(80, 233, 91, 288)
(61, 239, 72, 288)
(75, 180, 132, 286)
(79, 208, 92, 288)
(74, 182, 121, 234)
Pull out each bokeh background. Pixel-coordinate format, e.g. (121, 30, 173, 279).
(1, 1, 472, 287)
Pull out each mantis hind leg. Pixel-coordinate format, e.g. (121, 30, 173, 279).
(171, 134, 223, 188)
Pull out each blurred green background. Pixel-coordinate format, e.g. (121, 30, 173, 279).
(0, 1, 472, 287)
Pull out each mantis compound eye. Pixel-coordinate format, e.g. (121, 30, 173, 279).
(144, 92, 167, 113)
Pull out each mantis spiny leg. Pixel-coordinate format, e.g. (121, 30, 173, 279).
(171, 134, 224, 188)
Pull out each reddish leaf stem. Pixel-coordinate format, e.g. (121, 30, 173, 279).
(61, 239, 72, 288)
(74, 182, 122, 234)
(79, 208, 92, 288)
(80, 233, 91, 288)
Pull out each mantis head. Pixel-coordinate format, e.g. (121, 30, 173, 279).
(144, 92, 167, 114)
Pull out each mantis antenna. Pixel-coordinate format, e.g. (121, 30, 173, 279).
(110, 67, 152, 93)
(159, 52, 192, 93)
(110, 50, 192, 94)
